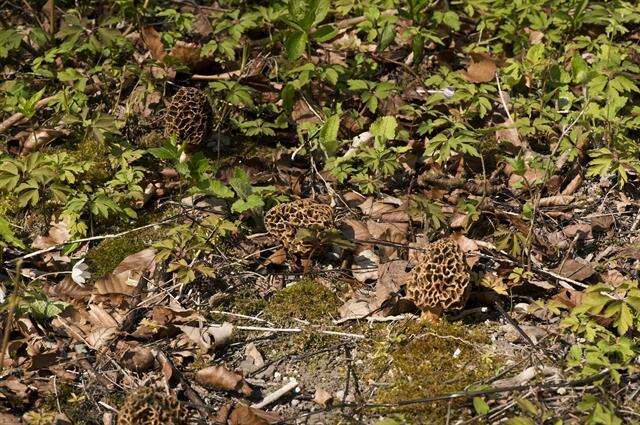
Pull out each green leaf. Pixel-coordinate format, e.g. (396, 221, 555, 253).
(0, 29, 22, 58)
(506, 418, 536, 425)
(319, 114, 340, 155)
(20, 297, 69, 321)
(515, 398, 539, 416)
(231, 194, 264, 213)
(228, 167, 253, 199)
(377, 22, 395, 52)
(370, 116, 397, 142)
(285, 30, 308, 60)
(203, 179, 235, 199)
(618, 302, 632, 335)
(442, 11, 461, 31)
(0, 216, 25, 249)
(473, 397, 490, 415)
(313, 24, 338, 43)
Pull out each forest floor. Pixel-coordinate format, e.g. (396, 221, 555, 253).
(2, 1, 640, 424)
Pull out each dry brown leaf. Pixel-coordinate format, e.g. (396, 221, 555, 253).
(113, 248, 156, 276)
(462, 56, 496, 83)
(562, 223, 592, 239)
(32, 216, 72, 250)
(538, 195, 575, 207)
(192, 14, 213, 37)
(196, 365, 253, 396)
(141, 26, 165, 61)
(228, 404, 280, 425)
(495, 118, 521, 148)
(338, 297, 371, 318)
(562, 173, 583, 196)
(260, 248, 287, 268)
(19, 128, 66, 154)
(118, 344, 154, 373)
(352, 249, 379, 282)
(358, 197, 401, 218)
(93, 270, 137, 297)
(526, 28, 544, 45)
(341, 219, 372, 248)
(373, 260, 408, 314)
(44, 276, 91, 301)
(313, 388, 333, 406)
(508, 168, 545, 190)
(553, 288, 583, 308)
(585, 214, 614, 232)
(93, 248, 156, 298)
(553, 258, 596, 282)
(603, 269, 627, 286)
(168, 41, 215, 73)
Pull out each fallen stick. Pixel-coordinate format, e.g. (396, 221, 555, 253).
(251, 379, 299, 409)
(333, 313, 417, 325)
(0, 95, 56, 134)
(5, 217, 177, 264)
(223, 324, 365, 339)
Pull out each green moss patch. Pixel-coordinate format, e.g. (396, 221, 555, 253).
(265, 278, 341, 324)
(85, 227, 159, 280)
(371, 320, 502, 423)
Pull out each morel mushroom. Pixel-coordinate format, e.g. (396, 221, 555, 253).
(117, 387, 186, 425)
(406, 237, 471, 321)
(264, 199, 333, 255)
(163, 87, 213, 145)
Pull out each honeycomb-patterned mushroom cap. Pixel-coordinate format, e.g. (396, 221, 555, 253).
(117, 387, 187, 425)
(264, 199, 333, 255)
(163, 87, 213, 145)
(406, 238, 470, 314)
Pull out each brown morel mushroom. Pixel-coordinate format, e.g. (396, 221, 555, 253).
(117, 387, 186, 425)
(264, 199, 333, 256)
(163, 87, 213, 145)
(406, 237, 470, 321)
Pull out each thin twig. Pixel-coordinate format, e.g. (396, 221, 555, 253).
(5, 217, 178, 264)
(251, 379, 298, 409)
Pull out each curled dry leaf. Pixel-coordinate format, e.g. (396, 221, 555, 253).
(19, 128, 66, 154)
(176, 322, 233, 353)
(538, 195, 575, 207)
(196, 365, 253, 396)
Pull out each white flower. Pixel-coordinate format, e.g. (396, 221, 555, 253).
(71, 259, 91, 285)
(442, 87, 455, 98)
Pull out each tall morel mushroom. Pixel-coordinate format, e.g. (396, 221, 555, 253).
(117, 387, 186, 425)
(264, 199, 333, 256)
(163, 87, 213, 145)
(406, 237, 470, 321)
